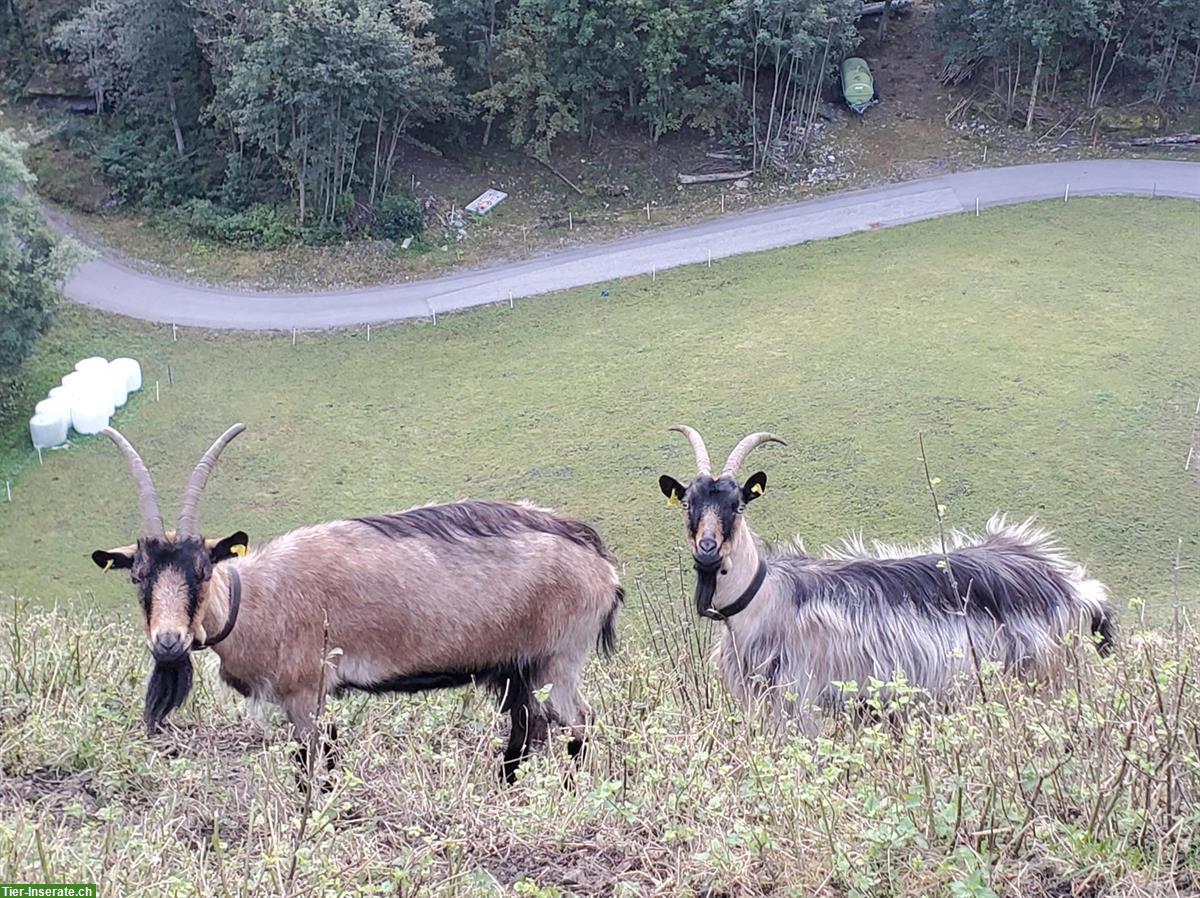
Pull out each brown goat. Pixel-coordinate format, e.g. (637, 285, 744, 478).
(91, 424, 622, 782)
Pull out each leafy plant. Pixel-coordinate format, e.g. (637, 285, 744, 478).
(169, 199, 298, 249)
(376, 193, 426, 240)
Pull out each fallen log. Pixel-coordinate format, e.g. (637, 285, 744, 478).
(1122, 132, 1200, 146)
(860, 0, 912, 16)
(938, 57, 979, 86)
(537, 158, 584, 195)
(678, 169, 754, 185)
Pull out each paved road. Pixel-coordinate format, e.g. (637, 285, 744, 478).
(63, 159, 1199, 331)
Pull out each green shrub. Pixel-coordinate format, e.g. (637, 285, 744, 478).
(300, 217, 345, 246)
(217, 154, 285, 212)
(98, 126, 214, 208)
(172, 199, 297, 249)
(377, 193, 425, 240)
(0, 133, 77, 420)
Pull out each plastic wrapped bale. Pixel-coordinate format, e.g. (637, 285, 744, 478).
(104, 363, 130, 408)
(48, 385, 75, 404)
(30, 412, 70, 449)
(110, 357, 142, 392)
(60, 371, 86, 397)
(75, 356, 109, 376)
(63, 371, 115, 416)
(35, 398, 73, 439)
(36, 396, 71, 419)
(70, 389, 112, 435)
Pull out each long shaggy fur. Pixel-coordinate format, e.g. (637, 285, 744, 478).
(719, 515, 1114, 723)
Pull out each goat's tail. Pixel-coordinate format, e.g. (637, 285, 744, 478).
(1091, 607, 1117, 657)
(597, 585, 624, 658)
(1072, 573, 1116, 657)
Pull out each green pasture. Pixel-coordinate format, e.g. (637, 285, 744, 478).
(1, 197, 1196, 609)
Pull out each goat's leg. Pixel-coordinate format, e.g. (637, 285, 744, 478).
(282, 690, 336, 785)
(533, 656, 591, 767)
(501, 700, 534, 784)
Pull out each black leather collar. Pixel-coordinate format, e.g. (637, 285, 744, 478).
(700, 559, 768, 621)
(192, 567, 241, 651)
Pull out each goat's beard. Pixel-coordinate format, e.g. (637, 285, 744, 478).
(694, 566, 719, 616)
(144, 655, 194, 735)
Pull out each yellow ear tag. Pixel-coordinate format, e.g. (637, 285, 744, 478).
(751, 483, 764, 496)
(230, 544, 247, 557)
(667, 490, 681, 508)
(102, 558, 113, 573)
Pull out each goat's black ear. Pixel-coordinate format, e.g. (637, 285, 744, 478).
(92, 548, 134, 571)
(209, 531, 250, 564)
(659, 475, 686, 507)
(742, 471, 767, 503)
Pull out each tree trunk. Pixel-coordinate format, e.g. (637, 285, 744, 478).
(369, 109, 383, 206)
(763, 19, 784, 168)
(1009, 44, 1022, 119)
(298, 115, 308, 223)
(382, 109, 409, 199)
(298, 155, 306, 222)
(166, 81, 186, 158)
(877, 0, 893, 43)
(750, 28, 761, 170)
(1090, 30, 1126, 109)
(1025, 45, 1044, 132)
(1154, 33, 1181, 105)
(1049, 45, 1062, 104)
(801, 30, 833, 159)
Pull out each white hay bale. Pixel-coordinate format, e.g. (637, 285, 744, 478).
(35, 397, 70, 419)
(34, 398, 73, 440)
(63, 371, 114, 416)
(110, 357, 142, 392)
(75, 356, 109, 376)
(70, 389, 112, 435)
(105, 364, 130, 408)
(30, 412, 70, 449)
(60, 371, 87, 396)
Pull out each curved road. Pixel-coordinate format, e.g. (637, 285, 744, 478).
(64, 159, 1199, 331)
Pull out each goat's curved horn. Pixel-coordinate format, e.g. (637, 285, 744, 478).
(176, 424, 245, 539)
(721, 432, 786, 479)
(668, 424, 712, 477)
(102, 427, 167, 539)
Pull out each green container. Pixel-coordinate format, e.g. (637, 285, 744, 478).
(840, 57, 876, 113)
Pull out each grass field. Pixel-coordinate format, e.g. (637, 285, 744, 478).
(0, 198, 1197, 610)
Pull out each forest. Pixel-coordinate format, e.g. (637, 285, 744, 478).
(2, 0, 1196, 235)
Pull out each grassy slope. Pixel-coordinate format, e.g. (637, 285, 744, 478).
(1, 599, 1197, 896)
(0, 198, 1197, 609)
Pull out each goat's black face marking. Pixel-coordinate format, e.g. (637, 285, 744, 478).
(92, 530, 249, 733)
(128, 538, 212, 622)
(658, 471, 769, 571)
(91, 531, 248, 623)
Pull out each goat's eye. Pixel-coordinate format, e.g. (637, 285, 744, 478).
(737, 504, 747, 514)
(681, 500, 689, 509)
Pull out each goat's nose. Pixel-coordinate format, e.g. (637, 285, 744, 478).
(152, 633, 186, 662)
(698, 538, 718, 555)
